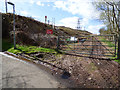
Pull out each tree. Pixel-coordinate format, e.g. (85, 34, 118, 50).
(95, 1, 120, 59)
(99, 27, 106, 35)
(94, 0, 120, 37)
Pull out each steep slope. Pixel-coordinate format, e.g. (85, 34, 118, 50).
(2, 13, 92, 47)
(2, 13, 54, 47)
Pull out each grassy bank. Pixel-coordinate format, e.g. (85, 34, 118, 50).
(8, 45, 57, 54)
(3, 39, 57, 54)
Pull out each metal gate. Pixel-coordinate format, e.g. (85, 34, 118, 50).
(57, 35, 117, 59)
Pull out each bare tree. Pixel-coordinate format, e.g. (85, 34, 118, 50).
(94, 0, 120, 37)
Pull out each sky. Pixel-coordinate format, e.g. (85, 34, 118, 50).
(0, 0, 107, 34)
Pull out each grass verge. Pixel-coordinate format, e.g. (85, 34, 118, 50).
(8, 45, 57, 54)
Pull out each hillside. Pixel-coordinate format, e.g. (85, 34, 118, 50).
(57, 26, 91, 36)
(2, 13, 91, 49)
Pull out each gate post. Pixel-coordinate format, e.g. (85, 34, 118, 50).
(117, 34, 120, 59)
(114, 35, 117, 57)
(117, 1, 120, 59)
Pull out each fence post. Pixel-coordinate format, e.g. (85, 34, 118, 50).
(118, 1, 120, 59)
(114, 35, 117, 57)
(117, 35, 120, 59)
(57, 36, 59, 50)
(91, 36, 94, 56)
(74, 37, 75, 51)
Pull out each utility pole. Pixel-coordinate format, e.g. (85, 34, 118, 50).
(5, 0, 7, 13)
(7, 2, 16, 49)
(117, 1, 120, 59)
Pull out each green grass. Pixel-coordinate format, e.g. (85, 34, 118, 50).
(114, 59, 120, 64)
(3, 39, 60, 56)
(7, 45, 57, 54)
(112, 56, 120, 64)
(100, 38, 115, 48)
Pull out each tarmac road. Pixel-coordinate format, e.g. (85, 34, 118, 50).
(0, 52, 65, 88)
